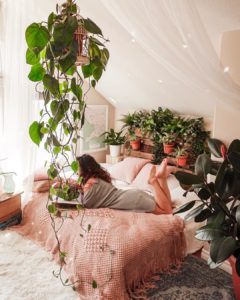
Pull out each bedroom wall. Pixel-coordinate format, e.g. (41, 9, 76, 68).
(79, 83, 115, 163)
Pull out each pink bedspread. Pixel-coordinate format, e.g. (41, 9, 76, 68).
(13, 192, 186, 299)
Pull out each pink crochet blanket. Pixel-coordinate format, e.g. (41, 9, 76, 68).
(13, 193, 186, 299)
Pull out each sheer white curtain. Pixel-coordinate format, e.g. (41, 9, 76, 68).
(1, 0, 40, 199)
(100, 0, 240, 109)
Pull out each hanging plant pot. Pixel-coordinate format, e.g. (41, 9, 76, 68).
(74, 25, 90, 66)
(163, 143, 174, 154)
(229, 256, 240, 299)
(130, 139, 141, 151)
(176, 155, 188, 167)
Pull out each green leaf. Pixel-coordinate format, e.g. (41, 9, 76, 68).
(207, 210, 226, 226)
(53, 16, 78, 48)
(63, 145, 71, 152)
(207, 138, 224, 158)
(174, 171, 203, 186)
(198, 188, 211, 200)
(88, 224, 91, 232)
(194, 208, 213, 222)
(29, 121, 43, 146)
(84, 18, 102, 35)
(28, 63, 45, 82)
(59, 49, 77, 73)
(52, 135, 61, 147)
(47, 166, 58, 179)
(43, 74, 59, 96)
(228, 139, 240, 154)
(173, 200, 196, 215)
(91, 80, 96, 88)
(25, 23, 49, 50)
(92, 279, 97, 289)
(71, 78, 82, 101)
(63, 99, 70, 112)
(195, 224, 225, 241)
(71, 161, 79, 173)
(82, 63, 95, 78)
(40, 126, 49, 134)
(195, 153, 211, 179)
(228, 151, 240, 172)
(184, 204, 205, 221)
(50, 100, 58, 116)
(76, 204, 83, 210)
(53, 146, 61, 155)
(215, 161, 232, 198)
(48, 203, 57, 214)
(90, 36, 104, 46)
(210, 237, 237, 264)
(93, 67, 102, 81)
(26, 48, 40, 65)
(47, 12, 56, 32)
(66, 65, 76, 75)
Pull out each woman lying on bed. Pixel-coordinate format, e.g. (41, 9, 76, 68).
(77, 154, 177, 215)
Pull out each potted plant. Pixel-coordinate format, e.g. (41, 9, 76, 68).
(173, 138, 240, 298)
(103, 129, 125, 157)
(161, 133, 176, 154)
(175, 147, 188, 167)
(128, 131, 141, 151)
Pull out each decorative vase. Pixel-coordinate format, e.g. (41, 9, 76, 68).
(3, 173, 16, 193)
(130, 139, 141, 151)
(109, 145, 121, 157)
(163, 143, 174, 154)
(177, 155, 188, 167)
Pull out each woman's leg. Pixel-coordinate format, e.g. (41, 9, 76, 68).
(148, 163, 172, 214)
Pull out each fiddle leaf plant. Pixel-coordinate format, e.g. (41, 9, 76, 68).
(174, 138, 240, 275)
(26, 0, 109, 289)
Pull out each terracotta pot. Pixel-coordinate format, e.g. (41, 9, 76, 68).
(130, 139, 141, 151)
(229, 256, 240, 299)
(177, 155, 188, 167)
(163, 143, 174, 154)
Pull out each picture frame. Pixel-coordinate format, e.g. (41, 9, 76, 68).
(79, 105, 108, 154)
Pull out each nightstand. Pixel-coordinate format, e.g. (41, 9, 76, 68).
(106, 154, 124, 164)
(0, 192, 23, 229)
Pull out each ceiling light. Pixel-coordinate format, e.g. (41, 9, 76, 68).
(224, 66, 229, 73)
(131, 38, 136, 43)
(158, 79, 163, 84)
(182, 44, 188, 49)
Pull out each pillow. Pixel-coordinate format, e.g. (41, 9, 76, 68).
(109, 157, 150, 183)
(130, 163, 179, 192)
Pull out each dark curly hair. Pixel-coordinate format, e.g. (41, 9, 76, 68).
(77, 154, 112, 185)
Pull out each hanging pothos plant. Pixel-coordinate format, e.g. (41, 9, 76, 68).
(26, 0, 109, 289)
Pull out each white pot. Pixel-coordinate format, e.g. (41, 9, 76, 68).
(109, 145, 121, 157)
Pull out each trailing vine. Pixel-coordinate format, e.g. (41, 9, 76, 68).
(26, 0, 109, 290)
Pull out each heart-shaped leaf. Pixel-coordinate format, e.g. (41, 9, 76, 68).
(28, 63, 45, 82)
(26, 23, 49, 50)
(29, 121, 43, 146)
(210, 237, 237, 264)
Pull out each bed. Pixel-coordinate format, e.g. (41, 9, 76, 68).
(10, 157, 204, 299)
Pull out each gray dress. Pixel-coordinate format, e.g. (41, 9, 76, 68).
(81, 178, 156, 213)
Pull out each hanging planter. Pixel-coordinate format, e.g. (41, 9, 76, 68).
(74, 25, 89, 66)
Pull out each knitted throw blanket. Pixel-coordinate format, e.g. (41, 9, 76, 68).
(13, 193, 186, 299)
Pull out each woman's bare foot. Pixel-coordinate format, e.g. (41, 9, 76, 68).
(156, 158, 168, 178)
(148, 165, 157, 184)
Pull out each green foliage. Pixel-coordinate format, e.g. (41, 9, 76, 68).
(120, 107, 209, 164)
(174, 138, 240, 275)
(103, 128, 125, 145)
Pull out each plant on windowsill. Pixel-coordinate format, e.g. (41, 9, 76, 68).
(26, 0, 109, 290)
(102, 128, 125, 157)
(173, 138, 240, 296)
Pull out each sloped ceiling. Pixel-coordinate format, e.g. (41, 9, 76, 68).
(40, 0, 240, 117)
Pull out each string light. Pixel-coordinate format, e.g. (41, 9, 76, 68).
(224, 66, 229, 73)
(158, 79, 163, 84)
(131, 38, 136, 43)
(182, 44, 188, 49)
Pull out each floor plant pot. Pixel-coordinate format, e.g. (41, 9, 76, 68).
(163, 143, 174, 154)
(229, 256, 240, 300)
(176, 155, 188, 167)
(109, 145, 121, 157)
(130, 139, 141, 151)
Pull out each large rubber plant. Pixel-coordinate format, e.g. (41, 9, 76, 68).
(26, 0, 109, 289)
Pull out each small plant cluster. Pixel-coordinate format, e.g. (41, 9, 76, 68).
(174, 138, 240, 276)
(120, 107, 210, 164)
(102, 128, 125, 145)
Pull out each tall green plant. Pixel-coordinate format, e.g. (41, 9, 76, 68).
(26, 0, 109, 289)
